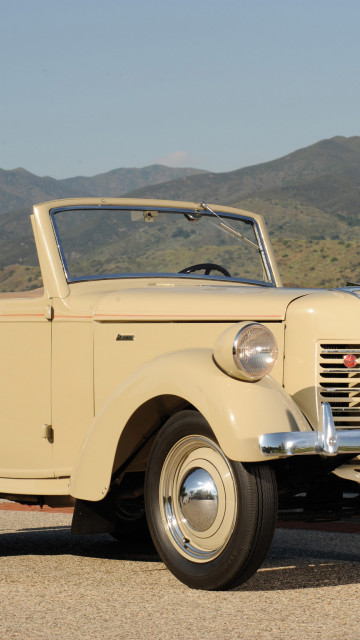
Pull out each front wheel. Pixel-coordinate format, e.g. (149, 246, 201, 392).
(145, 411, 277, 590)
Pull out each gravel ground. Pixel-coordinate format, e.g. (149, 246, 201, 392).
(0, 509, 359, 640)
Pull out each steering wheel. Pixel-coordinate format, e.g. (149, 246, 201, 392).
(179, 262, 231, 277)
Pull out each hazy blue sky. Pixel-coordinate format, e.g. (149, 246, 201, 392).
(0, 0, 359, 178)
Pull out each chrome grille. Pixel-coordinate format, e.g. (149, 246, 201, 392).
(319, 343, 360, 429)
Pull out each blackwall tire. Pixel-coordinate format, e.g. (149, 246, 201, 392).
(145, 410, 277, 590)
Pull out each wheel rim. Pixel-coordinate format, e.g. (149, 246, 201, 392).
(159, 435, 238, 563)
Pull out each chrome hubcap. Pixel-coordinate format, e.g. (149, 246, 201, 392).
(159, 435, 237, 563)
(179, 468, 218, 531)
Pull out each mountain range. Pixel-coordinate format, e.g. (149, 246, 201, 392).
(125, 136, 360, 240)
(0, 165, 207, 214)
(1, 135, 360, 290)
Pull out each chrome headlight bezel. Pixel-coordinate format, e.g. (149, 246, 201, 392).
(214, 322, 278, 381)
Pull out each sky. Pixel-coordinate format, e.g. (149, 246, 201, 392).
(0, 0, 359, 179)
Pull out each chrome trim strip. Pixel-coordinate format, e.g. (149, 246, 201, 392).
(51, 211, 70, 281)
(259, 402, 360, 458)
(319, 369, 360, 373)
(320, 349, 360, 354)
(320, 388, 360, 393)
(66, 273, 274, 287)
(330, 407, 360, 413)
(334, 287, 360, 298)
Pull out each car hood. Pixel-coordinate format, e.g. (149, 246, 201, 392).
(92, 283, 312, 322)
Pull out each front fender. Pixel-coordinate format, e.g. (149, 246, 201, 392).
(70, 348, 309, 500)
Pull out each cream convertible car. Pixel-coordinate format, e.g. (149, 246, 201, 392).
(1, 198, 360, 590)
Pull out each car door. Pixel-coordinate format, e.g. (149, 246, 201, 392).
(0, 293, 53, 478)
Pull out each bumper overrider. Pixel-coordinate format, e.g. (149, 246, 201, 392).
(259, 403, 360, 457)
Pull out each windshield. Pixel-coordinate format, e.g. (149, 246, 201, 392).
(51, 205, 274, 285)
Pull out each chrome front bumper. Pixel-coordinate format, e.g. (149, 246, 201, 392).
(259, 403, 360, 457)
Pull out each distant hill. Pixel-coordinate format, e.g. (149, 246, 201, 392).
(1, 135, 360, 290)
(0, 165, 208, 215)
(236, 172, 360, 239)
(125, 136, 360, 204)
(124, 136, 360, 240)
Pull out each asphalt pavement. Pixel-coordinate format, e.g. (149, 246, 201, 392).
(0, 508, 359, 640)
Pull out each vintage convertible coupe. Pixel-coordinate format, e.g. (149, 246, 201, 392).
(1, 197, 360, 590)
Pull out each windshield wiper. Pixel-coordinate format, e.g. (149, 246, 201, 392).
(199, 202, 260, 249)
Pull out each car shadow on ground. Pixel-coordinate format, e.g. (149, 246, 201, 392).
(0, 524, 359, 590)
(237, 561, 360, 591)
(0, 525, 160, 562)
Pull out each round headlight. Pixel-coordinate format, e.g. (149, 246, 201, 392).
(214, 322, 278, 381)
(233, 323, 278, 380)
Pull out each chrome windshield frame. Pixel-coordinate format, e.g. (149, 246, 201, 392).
(50, 204, 277, 287)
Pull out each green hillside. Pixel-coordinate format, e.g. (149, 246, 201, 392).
(0, 264, 42, 292)
(272, 237, 360, 288)
(0, 165, 208, 215)
(125, 136, 360, 205)
(1, 236, 358, 292)
(1, 136, 360, 291)
(236, 174, 360, 239)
